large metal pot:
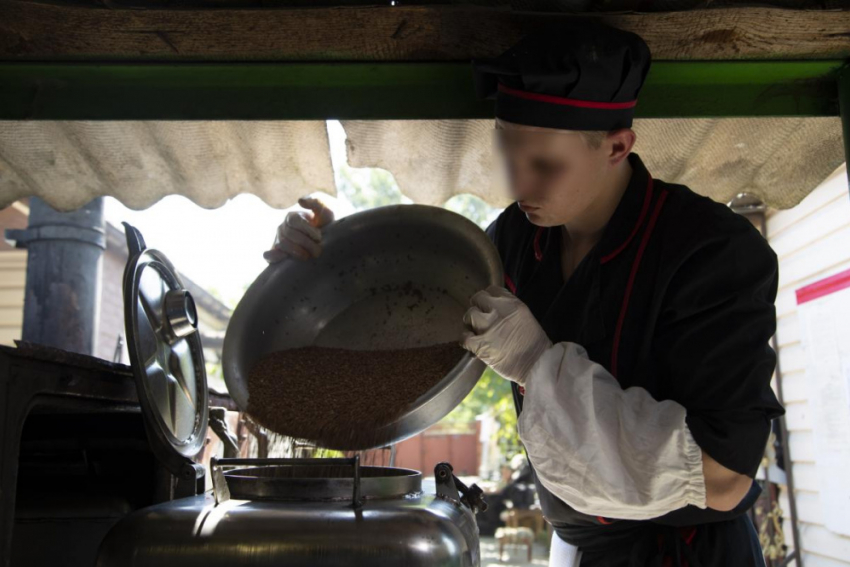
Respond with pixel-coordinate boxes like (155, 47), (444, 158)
(222, 204), (503, 449)
(96, 458), (485, 567)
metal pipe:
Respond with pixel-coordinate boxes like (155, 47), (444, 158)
(5, 197), (106, 356)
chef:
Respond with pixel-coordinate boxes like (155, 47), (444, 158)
(460, 22), (785, 567)
(263, 21), (785, 567)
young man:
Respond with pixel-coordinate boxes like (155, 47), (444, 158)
(460, 23), (784, 566)
(265, 22), (784, 566)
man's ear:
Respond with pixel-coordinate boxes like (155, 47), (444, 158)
(607, 128), (636, 165)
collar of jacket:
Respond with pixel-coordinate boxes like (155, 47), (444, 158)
(595, 152), (655, 265)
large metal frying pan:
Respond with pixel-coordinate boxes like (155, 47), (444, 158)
(222, 204), (503, 450)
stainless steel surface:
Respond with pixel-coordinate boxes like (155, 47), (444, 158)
(123, 224), (208, 478)
(96, 465), (480, 567)
(216, 457), (419, 503)
(163, 289), (199, 339)
(208, 408), (239, 459)
(222, 204), (502, 449)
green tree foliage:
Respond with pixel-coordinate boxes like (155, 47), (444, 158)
(443, 194), (502, 230)
(336, 165), (408, 210)
(443, 367), (521, 456)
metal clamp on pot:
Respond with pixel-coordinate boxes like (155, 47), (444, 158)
(435, 462), (488, 515)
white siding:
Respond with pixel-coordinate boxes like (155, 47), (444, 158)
(96, 247), (129, 363)
(0, 250), (26, 347)
(767, 164), (850, 567)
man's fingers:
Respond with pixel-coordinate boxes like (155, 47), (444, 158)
(470, 289), (497, 311)
(266, 197), (333, 262)
(263, 248), (288, 264)
(281, 223), (322, 258)
(463, 305), (498, 334)
(487, 285), (514, 298)
(263, 239), (311, 263)
(276, 239), (312, 261)
(298, 197), (335, 228)
(461, 331), (482, 355)
(284, 212), (322, 242)
(470, 286), (522, 319)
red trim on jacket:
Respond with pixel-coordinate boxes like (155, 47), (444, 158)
(600, 175), (654, 265)
(504, 274), (518, 294)
(610, 189), (668, 377)
(533, 227), (545, 261)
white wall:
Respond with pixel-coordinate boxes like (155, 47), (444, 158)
(767, 164), (850, 566)
(0, 250), (26, 347)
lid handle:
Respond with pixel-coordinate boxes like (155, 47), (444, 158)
(164, 289), (199, 341)
(122, 222), (147, 256)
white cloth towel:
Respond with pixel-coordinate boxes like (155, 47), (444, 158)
(549, 533), (582, 567)
(518, 342), (707, 520)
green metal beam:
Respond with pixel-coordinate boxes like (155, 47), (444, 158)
(839, 63), (850, 192)
(0, 60), (842, 121)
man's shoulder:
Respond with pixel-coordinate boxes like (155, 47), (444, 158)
(654, 179), (777, 276)
(657, 179), (771, 252)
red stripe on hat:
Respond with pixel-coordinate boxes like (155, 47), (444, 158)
(498, 83), (637, 110)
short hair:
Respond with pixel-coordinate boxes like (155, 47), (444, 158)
(579, 130), (614, 149)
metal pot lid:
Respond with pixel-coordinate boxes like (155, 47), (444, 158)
(122, 222), (208, 476)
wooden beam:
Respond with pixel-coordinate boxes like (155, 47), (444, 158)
(1, 3), (848, 62)
(0, 60), (841, 120)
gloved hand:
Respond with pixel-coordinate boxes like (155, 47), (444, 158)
(263, 197), (334, 263)
(461, 285), (552, 386)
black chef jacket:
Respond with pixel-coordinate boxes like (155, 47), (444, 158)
(485, 152), (785, 567)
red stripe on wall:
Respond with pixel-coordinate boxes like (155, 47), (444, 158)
(796, 267), (850, 305)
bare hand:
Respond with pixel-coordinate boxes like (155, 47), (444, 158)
(263, 197), (335, 263)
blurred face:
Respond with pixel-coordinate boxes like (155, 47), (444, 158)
(494, 118), (612, 227)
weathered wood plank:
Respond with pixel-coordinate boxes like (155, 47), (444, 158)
(0, 3), (848, 61)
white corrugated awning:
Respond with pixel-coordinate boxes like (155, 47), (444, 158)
(0, 121), (335, 210)
(343, 117), (846, 210)
(0, 117), (845, 212)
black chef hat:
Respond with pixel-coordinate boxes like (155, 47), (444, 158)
(472, 21), (651, 131)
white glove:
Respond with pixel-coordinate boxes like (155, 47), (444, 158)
(263, 196), (334, 263)
(461, 286), (552, 385)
